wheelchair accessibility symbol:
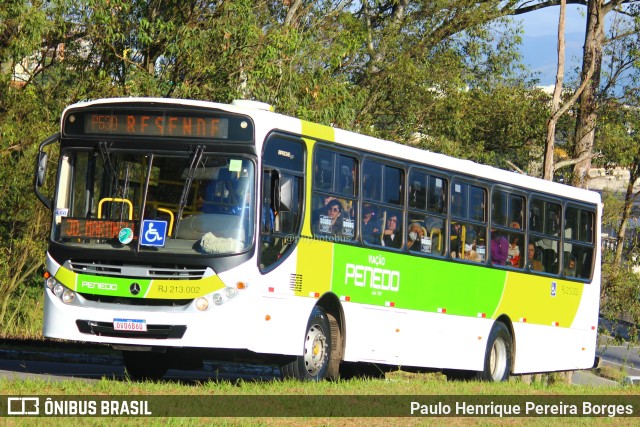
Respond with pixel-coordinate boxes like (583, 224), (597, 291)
(141, 220), (167, 247)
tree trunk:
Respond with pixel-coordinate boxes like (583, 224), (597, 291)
(543, 0), (566, 181)
(571, 0), (605, 189)
(614, 168), (640, 265)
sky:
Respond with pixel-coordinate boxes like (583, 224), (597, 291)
(516, 5), (587, 86)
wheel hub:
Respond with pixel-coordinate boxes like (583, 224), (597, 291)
(303, 324), (327, 376)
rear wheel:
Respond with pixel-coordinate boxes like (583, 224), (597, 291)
(478, 322), (512, 382)
(282, 307), (340, 381)
(123, 351), (169, 381)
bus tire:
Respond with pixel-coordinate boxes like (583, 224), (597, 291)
(282, 306), (338, 381)
(123, 351), (169, 381)
(478, 322), (512, 382)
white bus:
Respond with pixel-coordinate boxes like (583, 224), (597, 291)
(35, 97), (601, 380)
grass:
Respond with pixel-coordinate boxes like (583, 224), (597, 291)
(592, 365), (628, 382)
(0, 370), (639, 426)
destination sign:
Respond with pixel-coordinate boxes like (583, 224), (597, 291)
(61, 218), (136, 240)
(62, 105), (254, 142)
(85, 113), (229, 139)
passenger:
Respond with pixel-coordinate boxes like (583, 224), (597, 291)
(450, 222), (463, 258)
(526, 244), (543, 272)
(315, 199), (344, 236)
(564, 255), (577, 277)
(407, 222), (425, 251)
(312, 195), (335, 225)
(466, 249), (481, 262)
(490, 229), (509, 265)
(382, 213), (402, 248)
(507, 235), (521, 267)
(362, 204), (381, 244)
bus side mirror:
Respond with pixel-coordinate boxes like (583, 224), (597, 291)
(33, 132), (59, 210)
(36, 151), (48, 187)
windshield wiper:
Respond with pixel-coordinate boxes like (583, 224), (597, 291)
(175, 145), (205, 236)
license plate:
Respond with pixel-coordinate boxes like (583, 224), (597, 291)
(113, 318), (147, 332)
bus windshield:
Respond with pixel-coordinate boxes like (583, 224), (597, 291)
(51, 148), (255, 256)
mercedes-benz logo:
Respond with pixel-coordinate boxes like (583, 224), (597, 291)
(130, 283), (141, 295)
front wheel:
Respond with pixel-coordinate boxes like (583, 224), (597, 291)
(478, 322), (512, 382)
(282, 307), (340, 381)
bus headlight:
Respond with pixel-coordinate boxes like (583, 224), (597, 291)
(46, 277), (57, 290)
(204, 284), (245, 310)
(224, 287), (238, 299)
(195, 297), (209, 311)
(212, 293), (223, 306)
(46, 274), (76, 305)
(62, 289), (76, 304)
(53, 283), (65, 298)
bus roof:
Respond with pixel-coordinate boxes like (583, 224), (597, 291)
(63, 97), (601, 206)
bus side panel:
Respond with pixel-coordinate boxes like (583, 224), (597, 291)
(511, 323), (596, 373)
(340, 303), (491, 371)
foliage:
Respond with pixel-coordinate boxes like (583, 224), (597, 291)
(0, 0), (640, 339)
(600, 251), (640, 342)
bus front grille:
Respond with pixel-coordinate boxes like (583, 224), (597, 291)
(66, 260), (207, 280)
(78, 293), (192, 307)
(76, 320), (187, 339)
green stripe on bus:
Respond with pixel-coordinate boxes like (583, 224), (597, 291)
(296, 242), (583, 327)
(331, 245), (505, 315)
(73, 274), (151, 298)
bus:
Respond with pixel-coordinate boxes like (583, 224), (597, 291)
(34, 97), (602, 381)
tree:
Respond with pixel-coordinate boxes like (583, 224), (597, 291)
(510, 0), (640, 189)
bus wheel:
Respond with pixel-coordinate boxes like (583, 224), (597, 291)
(123, 351), (169, 381)
(282, 307), (339, 381)
(479, 322), (512, 382)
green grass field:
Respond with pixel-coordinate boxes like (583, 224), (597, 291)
(0, 370), (638, 426)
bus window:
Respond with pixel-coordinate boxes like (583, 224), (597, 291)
(383, 166), (404, 206)
(314, 148), (357, 197)
(362, 203), (382, 245)
(529, 199), (544, 233)
(312, 195), (356, 241)
(451, 183), (468, 218)
(314, 149), (333, 191)
(311, 147), (358, 243)
(564, 206), (595, 279)
(492, 191), (508, 227)
(491, 190), (525, 268)
(469, 186), (486, 222)
(451, 181), (486, 262)
(363, 160), (382, 201)
(427, 175), (447, 214)
(546, 202), (561, 235)
(408, 213), (445, 256)
(338, 155), (356, 197)
(528, 197), (562, 275)
(260, 135), (306, 271)
(510, 194), (525, 228)
(409, 170), (427, 210)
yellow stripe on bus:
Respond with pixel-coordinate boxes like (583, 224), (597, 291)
(300, 120), (335, 236)
(146, 275), (226, 299)
(295, 238), (334, 297)
(494, 272), (584, 327)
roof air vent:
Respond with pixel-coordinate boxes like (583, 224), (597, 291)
(231, 100), (274, 112)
